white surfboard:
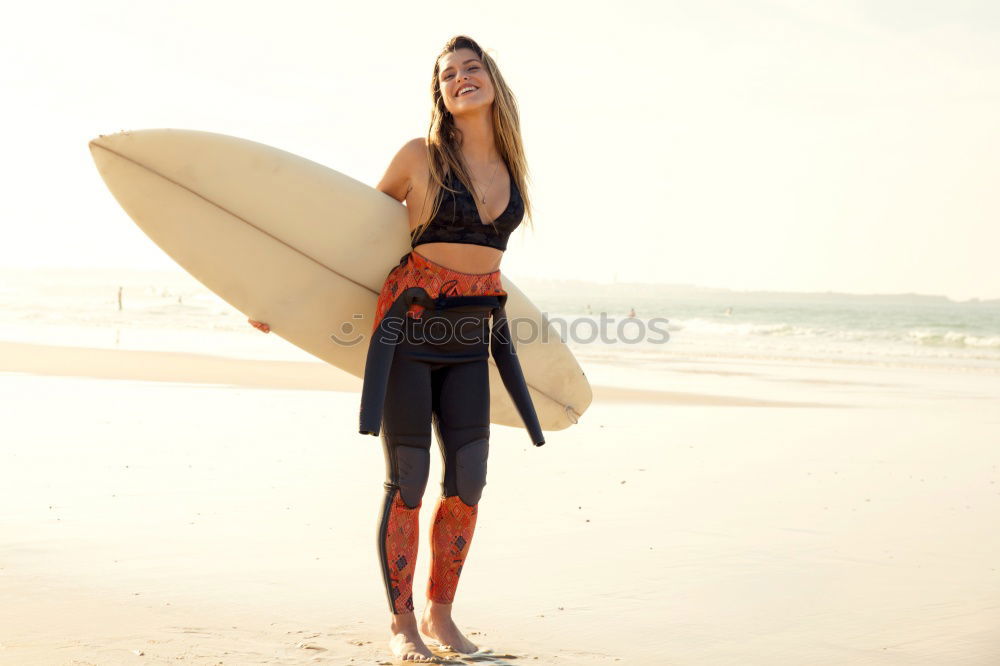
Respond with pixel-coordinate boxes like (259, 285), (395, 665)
(88, 128), (591, 432)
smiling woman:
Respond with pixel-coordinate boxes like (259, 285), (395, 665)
(365, 35), (544, 663)
(376, 37), (534, 276)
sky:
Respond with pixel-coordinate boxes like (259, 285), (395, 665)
(1, 0), (997, 300)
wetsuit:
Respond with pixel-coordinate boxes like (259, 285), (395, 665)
(359, 167), (544, 614)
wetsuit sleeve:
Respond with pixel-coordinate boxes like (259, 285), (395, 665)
(359, 287), (429, 437)
(490, 306), (546, 447)
(359, 312), (398, 436)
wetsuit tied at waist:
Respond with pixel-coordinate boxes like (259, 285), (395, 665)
(359, 287), (545, 447)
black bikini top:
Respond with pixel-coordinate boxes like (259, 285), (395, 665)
(410, 168), (525, 252)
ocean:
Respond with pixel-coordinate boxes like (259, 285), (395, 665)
(2, 268), (998, 373)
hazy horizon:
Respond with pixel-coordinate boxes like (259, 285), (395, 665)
(3, 265), (996, 304)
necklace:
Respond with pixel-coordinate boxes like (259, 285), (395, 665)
(468, 156), (501, 204)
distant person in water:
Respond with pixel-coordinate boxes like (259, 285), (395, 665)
(628, 307), (636, 319)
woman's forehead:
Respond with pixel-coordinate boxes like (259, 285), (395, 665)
(439, 49), (480, 69)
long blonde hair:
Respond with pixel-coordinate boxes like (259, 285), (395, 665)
(410, 35), (534, 245)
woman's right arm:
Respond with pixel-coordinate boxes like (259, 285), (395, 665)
(376, 137), (424, 202)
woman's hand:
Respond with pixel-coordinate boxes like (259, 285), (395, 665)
(248, 318), (271, 334)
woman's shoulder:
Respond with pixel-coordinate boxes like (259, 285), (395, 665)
(401, 136), (428, 158)
(401, 137), (432, 179)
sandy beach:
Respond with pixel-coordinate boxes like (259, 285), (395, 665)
(2, 340), (998, 665)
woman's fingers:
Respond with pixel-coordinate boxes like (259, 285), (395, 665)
(247, 318), (271, 333)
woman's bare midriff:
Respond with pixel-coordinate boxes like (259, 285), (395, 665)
(411, 242), (503, 274)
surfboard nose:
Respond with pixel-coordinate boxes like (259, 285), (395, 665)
(89, 129), (138, 153)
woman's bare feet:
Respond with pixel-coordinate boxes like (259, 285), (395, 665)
(390, 611), (439, 663)
(419, 600), (479, 654)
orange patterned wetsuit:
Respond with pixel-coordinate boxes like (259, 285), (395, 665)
(366, 249), (543, 615)
(362, 165), (545, 616)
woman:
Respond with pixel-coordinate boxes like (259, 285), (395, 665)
(250, 35), (543, 663)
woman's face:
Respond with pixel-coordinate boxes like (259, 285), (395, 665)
(438, 47), (494, 116)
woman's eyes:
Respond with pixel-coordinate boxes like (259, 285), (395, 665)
(444, 66), (479, 81)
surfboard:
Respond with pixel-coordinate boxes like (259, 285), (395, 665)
(88, 128), (591, 432)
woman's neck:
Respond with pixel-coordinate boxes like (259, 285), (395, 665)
(453, 112), (499, 167)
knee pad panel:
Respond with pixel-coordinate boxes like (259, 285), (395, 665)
(394, 445), (430, 509)
(455, 438), (489, 506)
